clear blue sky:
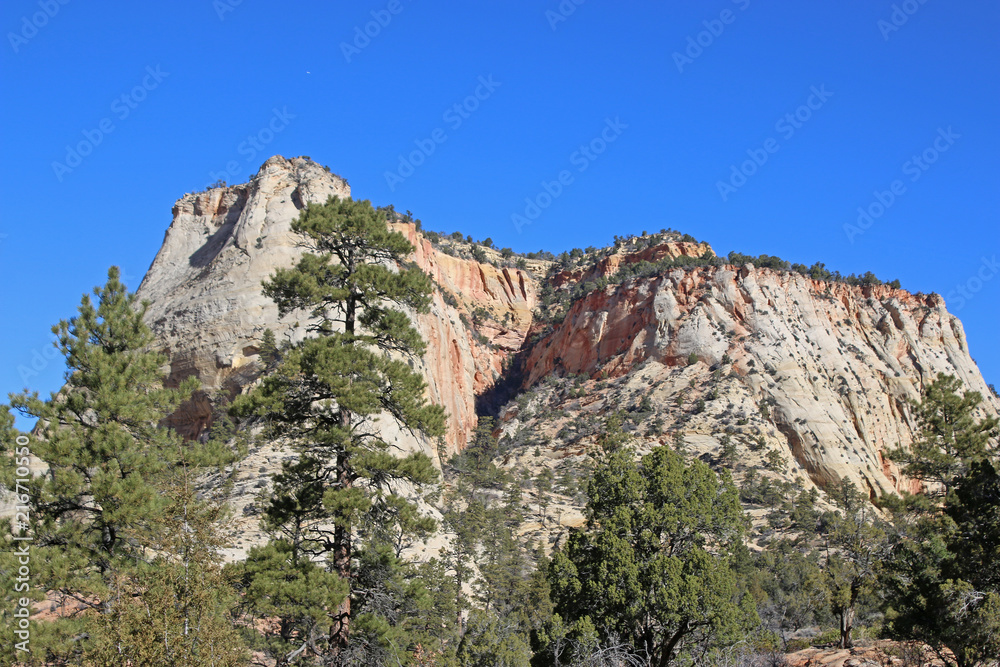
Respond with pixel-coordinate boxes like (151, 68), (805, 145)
(2, 0), (998, 427)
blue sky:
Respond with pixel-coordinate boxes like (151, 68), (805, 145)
(1, 0), (997, 426)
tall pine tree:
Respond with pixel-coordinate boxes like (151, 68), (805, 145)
(888, 373), (999, 497)
(232, 197), (446, 663)
(821, 481), (889, 649)
(7, 267), (245, 664)
(882, 374), (1000, 667)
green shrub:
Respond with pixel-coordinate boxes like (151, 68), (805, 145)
(813, 628), (841, 646)
(785, 638), (810, 652)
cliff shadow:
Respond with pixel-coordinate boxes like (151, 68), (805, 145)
(189, 191), (248, 269)
(475, 346), (531, 418)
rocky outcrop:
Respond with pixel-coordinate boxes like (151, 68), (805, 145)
(137, 155), (997, 504)
(521, 264), (998, 495)
(139, 157), (349, 392)
(138, 156), (535, 459)
(549, 239), (711, 289)
(784, 642), (947, 666)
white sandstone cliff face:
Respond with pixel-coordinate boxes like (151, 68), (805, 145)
(133, 155), (997, 554)
(138, 157), (351, 439)
(522, 264), (999, 497)
(138, 156), (535, 460)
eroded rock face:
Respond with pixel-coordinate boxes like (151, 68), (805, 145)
(138, 155), (997, 501)
(523, 264), (998, 495)
(389, 224), (537, 455)
(138, 156), (535, 459)
(549, 239), (712, 289)
(139, 157), (349, 394)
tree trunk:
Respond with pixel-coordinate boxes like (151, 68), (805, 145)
(330, 447), (352, 662)
(659, 622), (689, 667)
(839, 606), (854, 649)
(456, 565), (464, 639)
(330, 292), (357, 662)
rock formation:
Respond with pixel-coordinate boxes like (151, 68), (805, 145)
(135, 155), (999, 538)
(523, 264), (996, 496)
(138, 156), (536, 461)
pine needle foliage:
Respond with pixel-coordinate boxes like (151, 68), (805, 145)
(5, 266), (244, 664)
(231, 197), (446, 663)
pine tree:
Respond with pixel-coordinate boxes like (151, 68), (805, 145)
(548, 445), (757, 665)
(439, 478), (480, 646)
(594, 412), (631, 457)
(89, 459), (248, 666)
(0, 405), (39, 666)
(231, 197), (446, 663)
(436, 417), (553, 665)
(229, 538), (348, 663)
(821, 481), (888, 649)
(882, 375), (1000, 667)
(747, 539), (829, 651)
(888, 373), (999, 497)
(0, 402), (15, 473)
(6, 267), (243, 663)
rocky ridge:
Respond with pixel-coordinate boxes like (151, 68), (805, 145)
(520, 263), (993, 497)
(135, 155), (999, 552)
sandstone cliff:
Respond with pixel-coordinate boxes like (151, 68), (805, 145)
(138, 156), (536, 460)
(135, 156), (998, 545)
(520, 264), (996, 498)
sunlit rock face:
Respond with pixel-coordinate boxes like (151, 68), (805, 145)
(138, 155), (535, 461)
(524, 263), (997, 496)
(139, 154), (997, 512)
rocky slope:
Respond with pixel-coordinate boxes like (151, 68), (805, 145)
(135, 155), (998, 551)
(784, 641), (948, 666)
(521, 264), (995, 497)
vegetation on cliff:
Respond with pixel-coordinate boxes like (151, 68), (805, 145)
(1, 206), (997, 666)
(229, 196), (447, 664)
